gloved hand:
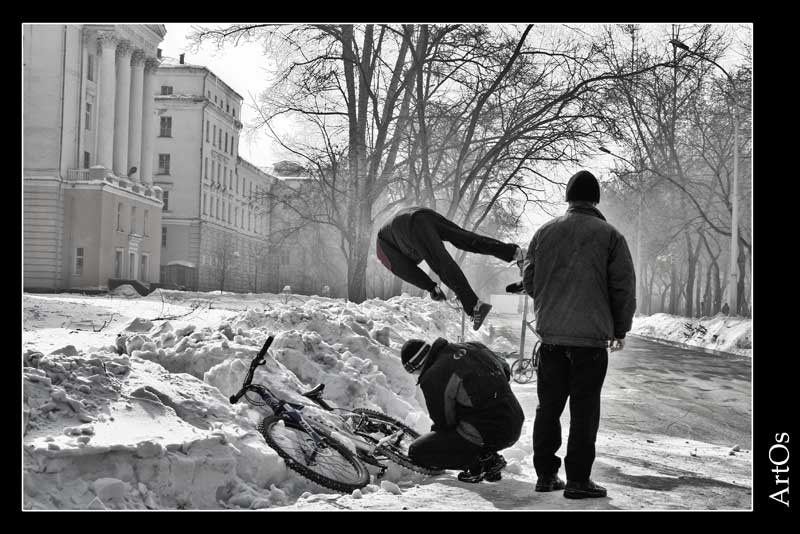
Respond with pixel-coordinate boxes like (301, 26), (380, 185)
(430, 285), (447, 301)
(505, 281), (524, 294)
(609, 338), (625, 352)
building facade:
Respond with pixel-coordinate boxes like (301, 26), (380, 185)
(154, 59), (276, 292)
(23, 24), (166, 291)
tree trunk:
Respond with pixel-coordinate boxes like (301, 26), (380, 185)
(736, 244), (747, 316)
(647, 262), (655, 315)
(702, 260), (712, 316)
(668, 260), (679, 315)
(694, 260), (703, 317)
(660, 283), (671, 314)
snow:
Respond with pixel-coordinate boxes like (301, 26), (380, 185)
(631, 313), (752, 357)
(23, 291), (751, 510)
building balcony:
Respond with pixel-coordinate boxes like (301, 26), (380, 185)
(65, 167), (164, 203)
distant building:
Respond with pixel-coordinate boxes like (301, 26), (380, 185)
(23, 24), (167, 291)
(154, 59), (275, 291)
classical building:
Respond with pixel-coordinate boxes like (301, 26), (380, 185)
(23, 24), (167, 291)
(154, 58), (277, 291)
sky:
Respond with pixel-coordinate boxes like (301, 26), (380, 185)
(158, 23), (751, 234)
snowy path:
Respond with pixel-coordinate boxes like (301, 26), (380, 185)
(278, 336), (752, 510)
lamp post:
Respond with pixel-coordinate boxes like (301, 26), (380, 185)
(670, 38), (740, 316)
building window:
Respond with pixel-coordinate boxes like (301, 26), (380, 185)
(115, 249), (124, 277)
(143, 210), (149, 236)
(214, 95), (218, 104)
(85, 102), (92, 130)
(232, 108), (236, 118)
(218, 129), (222, 148)
(140, 254), (149, 282)
(203, 193), (207, 214)
(231, 138), (235, 156)
(225, 132), (228, 153)
(130, 206), (137, 234)
(116, 202), (123, 231)
(212, 125), (216, 147)
(235, 207), (238, 226)
(83, 151), (91, 169)
(129, 252), (136, 279)
(228, 202), (232, 223)
(161, 228), (167, 248)
(226, 102), (230, 113)
(159, 116), (172, 137)
(163, 191), (170, 211)
(87, 54), (94, 82)
(161, 85), (173, 95)
(223, 166), (227, 188)
(216, 198), (219, 219)
(236, 175), (239, 194)
(207, 90), (211, 99)
(204, 157), (208, 180)
(74, 247), (84, 276)
(158, 154), (170, 174)
(206, 120), (210, 142)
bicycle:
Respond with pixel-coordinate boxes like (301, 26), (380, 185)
(505, 281), (540, 384)
(228, 335), (443, 492)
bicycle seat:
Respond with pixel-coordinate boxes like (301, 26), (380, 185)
(301, 384), (325, 398)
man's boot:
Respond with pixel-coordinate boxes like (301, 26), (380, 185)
(564, 479), (607, 499)
(535, 474), (566, 492)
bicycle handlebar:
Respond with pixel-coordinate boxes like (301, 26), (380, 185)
(229, 335), (274, 405)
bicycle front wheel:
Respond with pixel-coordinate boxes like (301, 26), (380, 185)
(511, 358), (535, 384)
(348, 409), (444, 476)
(259, 416), (370, 492)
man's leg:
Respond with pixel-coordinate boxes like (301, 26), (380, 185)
(532, 344), (571, 478)
(564, 346), (608, 483)
(408, 428), (483, 470)
(427, 211), (518, 262)
(411, 216), (479, 315)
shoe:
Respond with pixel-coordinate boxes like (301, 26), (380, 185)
(505, 281), (524, 294)
(481, 452), (507, 478)
(564, 479), (607, 499)
(472, 301), (492, 330)
(457, 463), (484, 483)
(535, 474), (566, 492)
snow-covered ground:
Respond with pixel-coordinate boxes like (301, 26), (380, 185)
(631, 313), (752, 357)
(23, 291), (751, 510)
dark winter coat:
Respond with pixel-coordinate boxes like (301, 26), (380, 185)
(417, 338), (524, 450)
(376, 207), (440, 292)
(522, 202), (636, 347)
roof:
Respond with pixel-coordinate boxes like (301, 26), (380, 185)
(157, 57), (244, 101)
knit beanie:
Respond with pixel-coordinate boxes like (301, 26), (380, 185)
(565, 170), (600, 204)
(401, 339), (430, 373)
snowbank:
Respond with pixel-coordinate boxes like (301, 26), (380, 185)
(631, 313), (752, 357)
(23, 291), (516, 510)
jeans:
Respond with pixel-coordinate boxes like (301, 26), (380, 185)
(532, 344), (608, 482)
(408, 428), (484, 470)
(412, 210), (518, 314)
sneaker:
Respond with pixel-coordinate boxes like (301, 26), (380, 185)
(472, 301), (493, 330)
(481, 452), (507, 478)
(535, 474), (566, 492)
(457, 463), (484, 483)
(564, 479), (607, 499)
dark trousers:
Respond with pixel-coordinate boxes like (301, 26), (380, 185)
(408, 428), (484, 470)
(532, 344), (608, 482)
(413, 210), (518, 314)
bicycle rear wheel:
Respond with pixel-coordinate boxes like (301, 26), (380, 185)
(511, 358), (535, 384)
(259, 415), (369, 492)
(348, 409), (444, 476)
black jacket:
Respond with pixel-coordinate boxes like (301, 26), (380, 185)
(417, 338), (524, 449)
(376, 207), (438, 291)
(522, 203), (636, 347)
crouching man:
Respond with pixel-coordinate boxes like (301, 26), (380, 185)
(401, 337), (525, 482)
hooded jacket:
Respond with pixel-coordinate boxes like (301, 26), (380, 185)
(417, 338), (524, 450)
(522, 202), (636, 347)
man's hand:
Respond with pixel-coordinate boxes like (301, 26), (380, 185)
(609, 338), (625, 352)
(430, 285), (447, 301)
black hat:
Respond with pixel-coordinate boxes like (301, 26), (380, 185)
(565, 170), (600, 203)
(401, 339), (430, 373)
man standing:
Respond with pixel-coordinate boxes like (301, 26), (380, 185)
(522, 170), (636, 499)
(402, 336), (525, 483)
(377, 207), (525, 330)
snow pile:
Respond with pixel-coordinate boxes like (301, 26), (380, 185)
(631, 313), (752, 357)
(111, 285), (140, 298)
(24, 292), (502, 510)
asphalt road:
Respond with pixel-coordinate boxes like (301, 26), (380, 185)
(507, 334), (752, 449)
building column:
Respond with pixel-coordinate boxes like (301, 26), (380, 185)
(140, 58), (159, 186)
(113, 40), (133, 177)
(127, 50), (145, 183)
(96, 33), (117, 172)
